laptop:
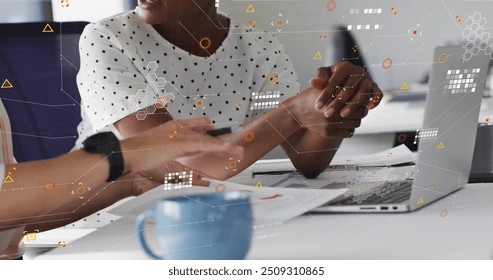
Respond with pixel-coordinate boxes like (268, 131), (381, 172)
(315, 45), (491, 213)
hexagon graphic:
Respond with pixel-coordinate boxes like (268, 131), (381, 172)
(146, 61), (158, 72)
(145, 84), (157, 94)
(135, 111), (147, 120)
(146, 73), (158, 83)
(136, 89), (147, 99)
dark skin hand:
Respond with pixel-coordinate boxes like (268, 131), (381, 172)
(310, 62), (383, 116)
(114, 1), (384, 180)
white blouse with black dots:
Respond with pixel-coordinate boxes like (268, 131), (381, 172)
(74, 8), (300, 149)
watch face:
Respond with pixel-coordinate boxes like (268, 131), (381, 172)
(83, 132), (124, 182)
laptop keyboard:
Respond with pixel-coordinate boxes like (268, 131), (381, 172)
(334, 180), (413, 206)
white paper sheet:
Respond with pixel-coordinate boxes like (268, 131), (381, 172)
(109, 180), (345, 225)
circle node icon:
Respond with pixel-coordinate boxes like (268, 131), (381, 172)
(398, 133), (407, 143)
(268, 72), (280, 84)
(438, 53), (449, 64)
(382, 58), (393, 69)
(243, 131), (255, 142)
(406, 167), (417, 179)
(199, 37), (212, 50)
(440, 209), (448, 217)
(215, 184), (226, 193)
(43, 181), (56, 192)
(326, 0), (336, 12)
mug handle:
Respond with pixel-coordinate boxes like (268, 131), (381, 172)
(136, 209), (162, 260)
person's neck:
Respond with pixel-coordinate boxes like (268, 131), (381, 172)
(153, 9), (229, 57)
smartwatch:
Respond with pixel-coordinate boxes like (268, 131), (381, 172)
(82, 132), (125, 182)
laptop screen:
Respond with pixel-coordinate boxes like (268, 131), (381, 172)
(410, 45), (491, 211)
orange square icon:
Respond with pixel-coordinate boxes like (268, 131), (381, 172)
(275, 19), (285, 28)
(76, 186), (86, 195)
(225, 158), (240, 172)
(228, 160), (237, 169)
(25, 232), (37, 241)
(169, 131), (178, 139)
(194, 97), (206, 109)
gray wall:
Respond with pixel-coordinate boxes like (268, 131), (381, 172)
(219, 0), (493, 91)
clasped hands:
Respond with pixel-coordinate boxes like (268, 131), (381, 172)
(288, 61), (383, 139)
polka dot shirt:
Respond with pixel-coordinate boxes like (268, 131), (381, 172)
(74, 8), (300, 149)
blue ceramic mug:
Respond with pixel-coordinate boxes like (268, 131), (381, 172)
(136, 192), (253, 260)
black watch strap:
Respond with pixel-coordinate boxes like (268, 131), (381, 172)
(82, 132), (125, 182)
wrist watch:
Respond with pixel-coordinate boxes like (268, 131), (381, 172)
(82, 132), (125, 182)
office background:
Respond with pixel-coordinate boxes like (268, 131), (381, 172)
(3, 0), (492, 90)
(1, 0), (493, 261)
(0, 0), (491, 161)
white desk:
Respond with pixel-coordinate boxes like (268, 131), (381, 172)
(31, 98), (493, 260)
(34, 183), (493, 260)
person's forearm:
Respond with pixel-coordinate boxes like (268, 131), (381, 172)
(0, 149), (124, 229)
(282, 129), (342, 178)
(181, 87), (349, 180)
(23, 180), (131, 232)
(179, 101), (304, 180)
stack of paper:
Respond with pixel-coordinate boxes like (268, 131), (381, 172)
(109, 180), (345, 225)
